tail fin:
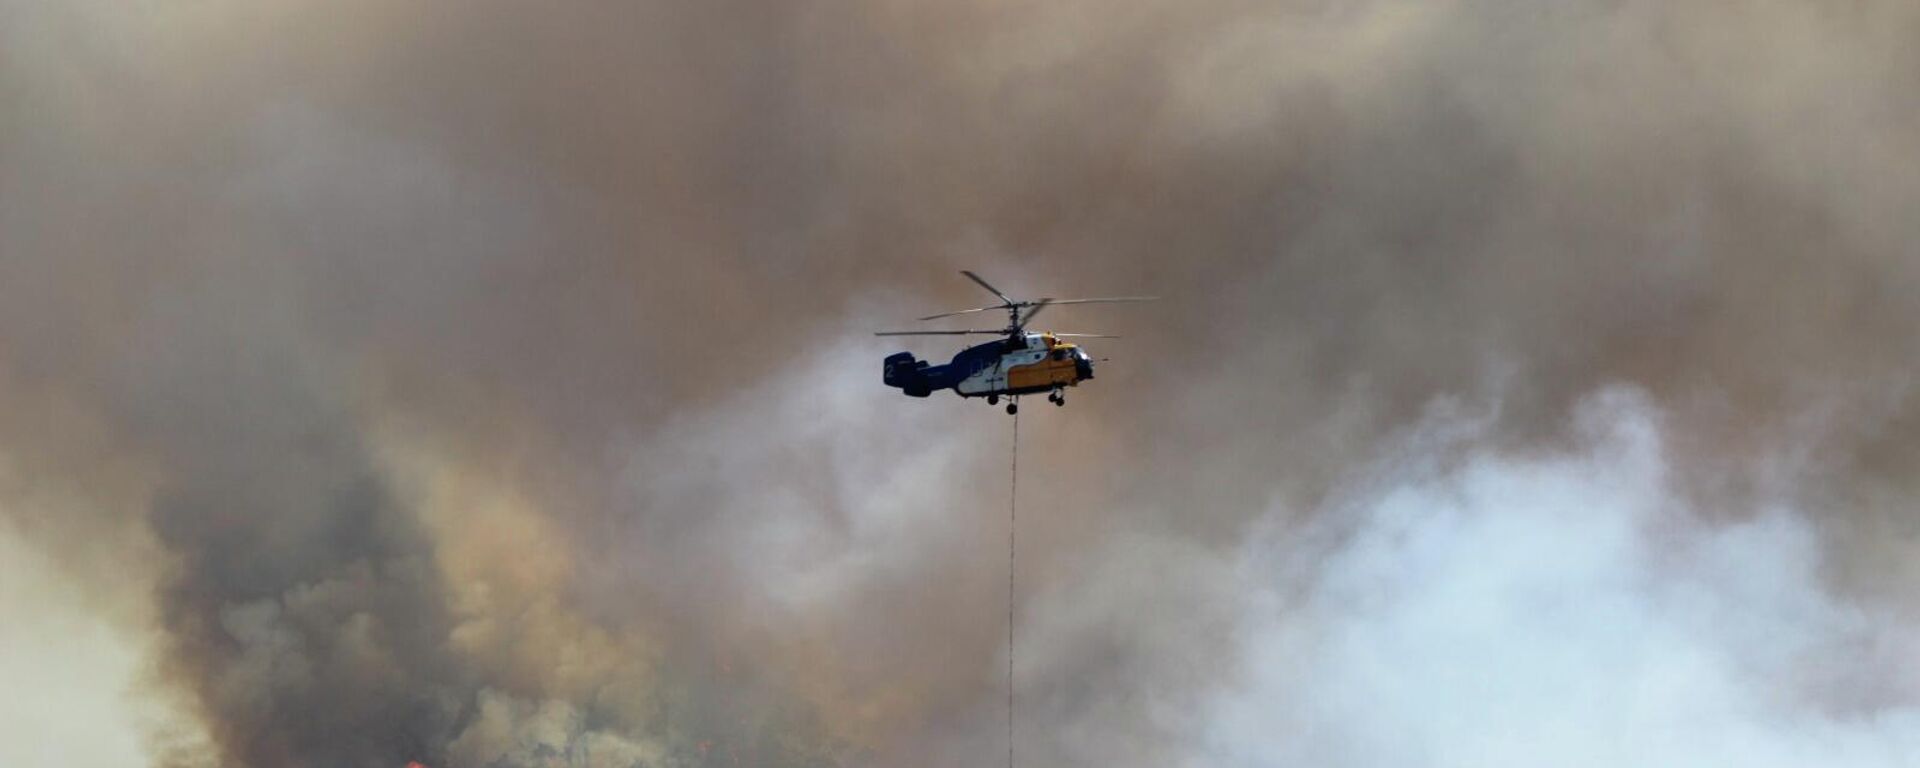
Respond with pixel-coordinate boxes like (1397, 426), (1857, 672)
(883, 352), (934, 397)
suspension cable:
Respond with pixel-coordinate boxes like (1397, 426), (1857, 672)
(1007, 400), (1019, 768)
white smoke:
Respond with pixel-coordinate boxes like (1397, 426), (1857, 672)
(1202, 389), (1920, 767)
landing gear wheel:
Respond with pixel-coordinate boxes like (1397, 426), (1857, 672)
(1006, 402), (1018, 415)
(987, 394), (999, 406)
(1053, 397), (1065, 407)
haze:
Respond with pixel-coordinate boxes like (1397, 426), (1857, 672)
(3, 2), (1919, 766)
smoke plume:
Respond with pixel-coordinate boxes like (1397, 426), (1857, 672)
(3, 1), (1919, 765)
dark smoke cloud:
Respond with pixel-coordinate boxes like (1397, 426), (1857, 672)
(3, 1), (1920, 766)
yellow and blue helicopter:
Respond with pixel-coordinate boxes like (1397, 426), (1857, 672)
(877, 271), (1154, 414)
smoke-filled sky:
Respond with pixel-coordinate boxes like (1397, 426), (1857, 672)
(4, 1), (1920, 766)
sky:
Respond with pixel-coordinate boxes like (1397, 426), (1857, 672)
(3, 1), (1920, 766)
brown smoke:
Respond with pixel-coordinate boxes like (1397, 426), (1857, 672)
(3, 1), (1919, 766)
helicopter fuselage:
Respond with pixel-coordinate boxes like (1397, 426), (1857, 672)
(875, 270), (1147, 411)
(883, 333), (1093, 400)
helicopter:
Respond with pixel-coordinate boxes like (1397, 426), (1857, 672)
(877, 271), (1154, 414)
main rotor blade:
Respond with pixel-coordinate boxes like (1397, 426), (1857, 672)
(916, 305), (1002, 321)
(1050, 333), (1120, 338)
(1030, 296), (1157, 306)
(1015, 298), (1054, 329)
(874, 330), (1004, 336)
(917, 296), (1152, 321)
(960, 270), (1014, 305)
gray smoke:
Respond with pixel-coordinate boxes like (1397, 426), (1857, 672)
(3, 1), (1919, 766)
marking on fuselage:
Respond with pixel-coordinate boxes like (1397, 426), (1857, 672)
(955, 346), (1075, 395)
